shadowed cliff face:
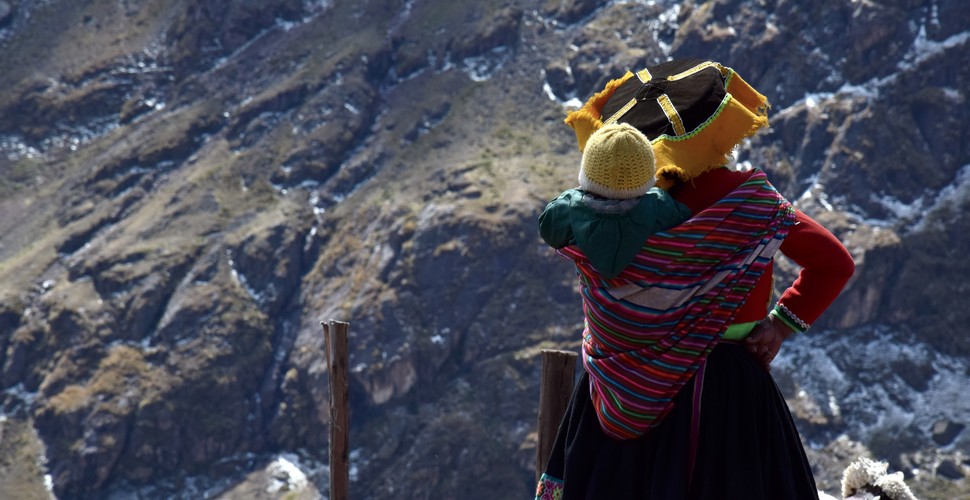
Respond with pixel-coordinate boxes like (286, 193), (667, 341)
(0, 0), (968, 498)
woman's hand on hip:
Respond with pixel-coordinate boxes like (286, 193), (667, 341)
(744, 315), (795, 370)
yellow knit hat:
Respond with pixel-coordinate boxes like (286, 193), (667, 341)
(578, 123), (656, 199)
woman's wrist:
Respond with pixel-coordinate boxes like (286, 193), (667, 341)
(767, 314), (796, 340)
(769, 303), (809, 334)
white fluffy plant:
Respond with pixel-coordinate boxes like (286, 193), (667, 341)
(841, 457), (918, 500)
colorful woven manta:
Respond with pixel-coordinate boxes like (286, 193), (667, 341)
(558, 169), (795, 440)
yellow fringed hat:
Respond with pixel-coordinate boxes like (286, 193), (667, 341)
(564, 59), (770, 189)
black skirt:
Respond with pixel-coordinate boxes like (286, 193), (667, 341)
(536, 342), (820, 500)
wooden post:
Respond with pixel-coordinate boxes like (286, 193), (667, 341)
(323, 320), (350, 500)
(535, 349), (578, 481)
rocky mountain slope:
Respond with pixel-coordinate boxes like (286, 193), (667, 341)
(0, 0), (968, 498)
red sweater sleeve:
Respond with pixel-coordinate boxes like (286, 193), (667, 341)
(771, 209), (855, 331)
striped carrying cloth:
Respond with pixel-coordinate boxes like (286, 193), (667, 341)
(559, 169), (795, 440)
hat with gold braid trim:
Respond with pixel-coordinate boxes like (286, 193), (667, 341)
(564, 59), (770, 189)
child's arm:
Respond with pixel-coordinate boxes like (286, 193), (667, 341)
(538, 191), (578, 248)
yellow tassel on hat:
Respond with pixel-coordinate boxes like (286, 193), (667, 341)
(564, 71), (635, 152)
